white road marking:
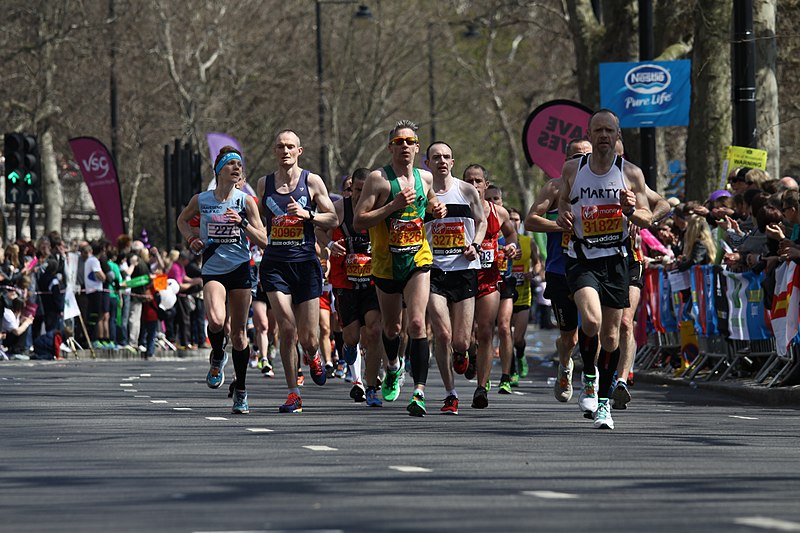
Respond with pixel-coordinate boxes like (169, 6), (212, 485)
(122, 376), (140, 381)
(246, 428), (273, 433)
(729, 415), (758, 420)
(172, 407), (192, 411)
(512, 391), (526, 396)
(734, 516), (800, 531)
(303, 445), (337, 451)
(123, 389), (138, 393)
(134, 395), (150, 398)
(176, 367), (187, 371)
(522, 490), (578, 499)
(119, 383), (134, 387)
(389, 465), (431, 473)
(150, 400), (168, 404)
(139, 373), (151, 377)
(206, 417), (228, 421)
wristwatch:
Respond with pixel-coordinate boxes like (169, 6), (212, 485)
(307, 209), (316, 221)
(238, 217), (250, 229)
(470, 242), (481, 253)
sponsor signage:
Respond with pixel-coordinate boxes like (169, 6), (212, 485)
(599, 60), (691, 128)
(522, 100), (592, 179)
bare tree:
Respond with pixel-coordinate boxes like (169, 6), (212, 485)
(755, 0), (779, 178)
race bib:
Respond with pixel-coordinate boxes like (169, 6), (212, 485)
(430, 221), (465, 256)
(270, 215), (304, 246)
(480, 240), (496, 269)
(388, 217), (424, 254)
(561, 231), (571, 249)
(207, 222), (239, 244)
(581, 204), (623, 246)
(512, 264), (526, 284)
(345, 253), (372, 283)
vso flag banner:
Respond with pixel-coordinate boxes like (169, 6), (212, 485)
(599, 60), (691, 128)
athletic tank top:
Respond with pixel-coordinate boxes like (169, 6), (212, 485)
(567, 154), (630, 260)
(425, 180), (480, 272)
(330, 197), (373, 290)
(512, 233), (533, 307)
(545, 208), (568, 275)
(198, 189), (251, 275)
(369, 166), (432, 280)
(261, 170), (317, 262)
(480, 202), (501, 270)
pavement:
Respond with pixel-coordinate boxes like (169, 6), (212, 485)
(60, 325), (800, 408)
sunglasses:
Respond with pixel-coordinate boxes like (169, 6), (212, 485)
(486, 196), (501, 201)
(390, 136), (419, 146)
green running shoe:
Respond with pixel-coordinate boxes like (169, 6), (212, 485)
(484, 379), (492, 391)
(510, 372), (520, 387)
(518, 355), (529, 378)
(406, 392), (426, 417)
(381, 365), (402, 402)
(498, 379), (512, 394)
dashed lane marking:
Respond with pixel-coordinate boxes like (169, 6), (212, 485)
(303, 445), (337, 451)
(733, 517), (800, 531)
(246, 428), (273, 433)
(172, 407), (192, 411)
(119, 383), (134, 387)
(206, 417), (228, 421)
(389, 466), (431, 473)
(729, 415), (758, 420)
(150, 400), (168, 404)
(522, 490), (578, 499)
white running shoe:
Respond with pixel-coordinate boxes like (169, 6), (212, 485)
(554, 358), (574, 403)
(592, 401), (614, 429)
(578, 371), (598, 416)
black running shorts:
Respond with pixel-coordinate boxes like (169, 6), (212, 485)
(259, 258), (322, 305)
(334, 286), (380, 328)
(430, 268), (478, 303)
(202, 261), (253, 291)
(543, 271), (578, 331)
(564, 255), (630, 310)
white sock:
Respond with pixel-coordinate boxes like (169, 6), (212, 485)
(447, 389), (457, 398)
(351, 350), (363, 384)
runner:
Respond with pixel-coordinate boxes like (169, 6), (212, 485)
(507, 208), (540, 383)
(322, 167), (385, 406)
(556, 110), (653, 430)
(463, 165), (517, 408)
(526, 138), (591, 406)
(177, 146), (267, 414)
(354, 120), (447, 417)
(256, 129), (337, 413)
(423, 141), (486, 415)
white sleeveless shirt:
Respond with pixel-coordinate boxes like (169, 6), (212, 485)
(567, 154), (629, 260)
(425, 180), (480, 271)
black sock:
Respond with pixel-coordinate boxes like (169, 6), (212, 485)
(578, 330), (598, 377)
(409, 337), (429, 386)
(510, 355), (517, 375)
(501, 373), (510, 383)
(333, 331), (344, 360)
(232, 345), (250, 391)
(208, 328), (225, 360)
(598, 347), (620, 399)
(514, 343), (525, 360)
(382, 333), (400, 364)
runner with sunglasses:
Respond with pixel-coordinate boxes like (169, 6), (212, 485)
(354, 120), (447, 417)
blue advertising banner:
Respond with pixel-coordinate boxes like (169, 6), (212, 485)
(599, 60), (691, 128)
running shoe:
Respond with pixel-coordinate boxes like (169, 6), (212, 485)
(555, 358), (574, 403)
(440, 394), (459, 415)
(206, 352), (228, 389)
(365, 386), (383, 407)
(248, 356), (258, 369)
(325, 363), (336, 379)
(578, 372), (598, 418)
(406, 392), (426, 417)
(335, 359), (347, 379)
(278, 392), (303, 413)
(464, 352), (477, 380)
(267, 344), (278, 360)
(260, 358), (275, 378)
(485, 379), (492, 391)
(350, 382), (366, 403)
(498, 379), (512, 394)
(297, 371), (305, 387)
(518, 354), (529, 378)
(304, 352), (327, 386)
(381, 365), (402, 402)
(592, 401), (614, 429)
(453, 352), (469, 375)
(343, 344), (359, 365)
(627, 371), (635, 387)
(510, 372), (520, 387)
(232, 389), (249, 414)
(471, 386), (489, 409)
(611, 381), (631, 410)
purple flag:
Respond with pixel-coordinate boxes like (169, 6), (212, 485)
(68, 137), (125, 240)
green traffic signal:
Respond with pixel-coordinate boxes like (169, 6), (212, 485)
(8, 170), (20, 183)
(24, 172), (32, 185)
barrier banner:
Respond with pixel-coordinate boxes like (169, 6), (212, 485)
(770, 262), (800, 356)
(724, 271), (770, 341)
(702, 266), (719, 336)
(68, 137), (125, 240)
(644, 269), (663, 333)
(659, 270), (678, 333)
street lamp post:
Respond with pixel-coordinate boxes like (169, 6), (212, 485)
(315, 2), (372, 188)
(733, 0), (756, 148)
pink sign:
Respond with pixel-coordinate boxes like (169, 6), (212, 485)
(522, 100), (592, 179)
(68, 137), (125, 240)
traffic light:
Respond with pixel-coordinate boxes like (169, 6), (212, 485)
(4, 132), (41, 205)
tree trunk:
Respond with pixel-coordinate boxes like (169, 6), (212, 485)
(40, 128), (61, 235)
(685, 0), (731, 202)
(754, 0), (779, 178)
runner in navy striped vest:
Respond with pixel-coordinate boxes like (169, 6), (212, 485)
(423, 141), (486, 415)
(256, 130), (337, 414)
(177, 146), (267, 415)
(556, 110), (652, 430)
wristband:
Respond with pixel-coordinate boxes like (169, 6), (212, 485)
(326, 240), (336, 250)
(307, 209), (316, 221)
(470, 242), (481, 253)
(238, 217), (250, 230)
(623, 207), (635, 217)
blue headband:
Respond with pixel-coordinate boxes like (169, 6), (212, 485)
(215, 152), (242, 176)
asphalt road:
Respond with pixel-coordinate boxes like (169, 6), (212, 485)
(2, 330), (800, 533)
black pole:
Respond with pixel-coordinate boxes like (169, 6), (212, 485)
(638, 0), (657, 191)
(109, 0), (118, 162)
(315, 1), (329, 185)
(164, 144), (173, 251)
(427, 23), (437, 141)
(29, 204), (36, 240)
(15, 203), (21, 241)
(733, 0), (756, 148)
